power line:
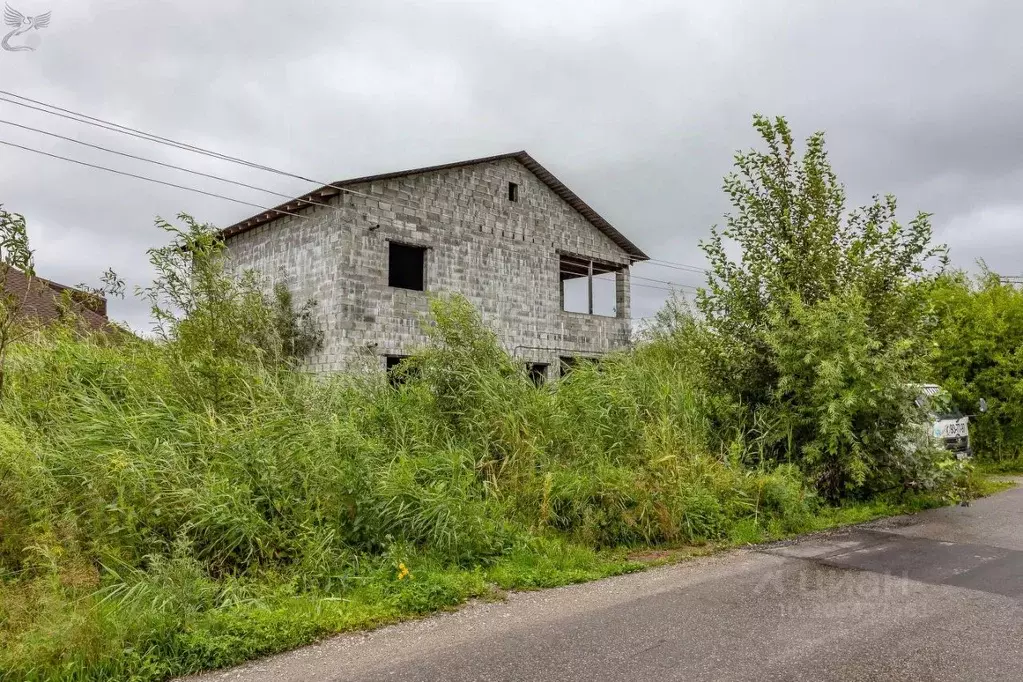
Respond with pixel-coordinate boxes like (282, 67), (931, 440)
(0, 117), (346, 215)
(0, 89), (715, 301)
(0, 106), (697, 320)
(0, 90), (373, 202)
(568, 268), (698, 291)
(641, 258), (707, 274)
(0, 137), (308, 219)
(558, 272), (686, 293)
(0, 88), (714, 274)
(630, 273), (699, 290)
(0, 117), (287, 198)
(0, 136), (697, 296)
(630, 282), (677, 293)
(563, 277), (675, 294)
(0, 124), (699, 296)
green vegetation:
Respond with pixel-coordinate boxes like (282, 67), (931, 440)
(0, 205), (35, 399)
(929, 268), (1023, 465)
(977, 457), (1023, 475)
(692, 115), (948, 500)
(0, 119), (1016, 681)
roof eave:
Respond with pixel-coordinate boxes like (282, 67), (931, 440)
(219, 151), (649, 261)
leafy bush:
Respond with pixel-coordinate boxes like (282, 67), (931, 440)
(0, 288), (816, 681)
(0, 127), (979, 679)
(928, 268), (1023, 461)
(687, 115), (946, 498)
(766, 291), (928, 497)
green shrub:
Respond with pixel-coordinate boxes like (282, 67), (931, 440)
(686, 115), (945, 498)
(928, 269), (1023, 461)
(0, 286), (828, 680)
(0, 169), (970, 680)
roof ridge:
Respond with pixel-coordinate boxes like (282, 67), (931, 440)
(219, 151), (648, 260)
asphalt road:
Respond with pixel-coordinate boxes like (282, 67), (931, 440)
(187, 481), (1023, 682)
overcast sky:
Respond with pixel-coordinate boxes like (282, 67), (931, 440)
(1, 0), (1020, 330)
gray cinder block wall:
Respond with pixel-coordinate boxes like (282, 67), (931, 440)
(223, 155), (643, 374)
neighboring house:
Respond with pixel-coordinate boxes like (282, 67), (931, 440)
(2, 266), (109, 331)
(221, 151), (648, 379)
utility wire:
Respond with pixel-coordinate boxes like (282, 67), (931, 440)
(0, 89), (714, 294)
(0, 117), (342, 210)
(0, 88), (713, 273)
(0, 136), (698, 295)
(0, 128), (699, 296)
(0, 109), (695, 322)
(629, 282), (675, 293)
(630, 273), (699, 290)
(0, 137), (307, 219)
(563, 268), (698, 290)
(0, 90), (371, 202)
(567, 275), (675, 293)
(642, 258), (707, 273)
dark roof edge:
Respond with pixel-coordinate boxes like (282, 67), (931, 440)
(218, 151), (648, 261)
(0, 265), (108, 308)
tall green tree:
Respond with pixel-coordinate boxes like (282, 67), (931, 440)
(696, 116), (946, 497)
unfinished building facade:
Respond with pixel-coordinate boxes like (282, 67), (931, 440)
(221, 151), (648, 380)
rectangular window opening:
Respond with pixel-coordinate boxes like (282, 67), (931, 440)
(559, 254), (622, 316)
(388, 242), (426, 291)
(386, 355), (412, 386)
(508, 182), (519, 202)
(526, 362), (548, 385)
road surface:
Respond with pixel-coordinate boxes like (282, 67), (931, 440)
(187, 481), (1023, 681)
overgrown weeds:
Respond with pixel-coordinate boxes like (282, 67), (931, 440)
(0, 292), (829, 681)
(0, 116), (995, 680)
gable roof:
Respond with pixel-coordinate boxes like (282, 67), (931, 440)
(220, 151), (648, 261)
(2, 266), (110, 332)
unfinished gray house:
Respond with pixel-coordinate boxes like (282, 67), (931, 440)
(221, 151), (648, 379)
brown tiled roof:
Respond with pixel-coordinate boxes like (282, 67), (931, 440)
(219, 151), (649, 260)
(2, 266), (109, 331)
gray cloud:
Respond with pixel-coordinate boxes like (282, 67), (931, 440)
(1, 0), (1020, 330)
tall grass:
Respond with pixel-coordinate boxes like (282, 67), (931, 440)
(0, 295), (824, 680)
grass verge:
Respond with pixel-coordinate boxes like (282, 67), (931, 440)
(976, 456), (1023, 476)
(3, 470), (1010, 681)
(16, 481), (1012, 682)
(0, 296), (1008, 681)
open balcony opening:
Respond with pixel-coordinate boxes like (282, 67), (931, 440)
(559, 254), (624, 317)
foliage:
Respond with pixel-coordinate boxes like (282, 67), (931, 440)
(269, 281), (324, 363)
(0, 284), (822, 680)
(136, 214), (323, 409)
(0, 269), (965, 679)
(0, 117), (999, 678)
(928, 268), (1023, 460)
(0, 205), (34, 399)
(764, 291), (940, 497)
(691, 115), (947, 498)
